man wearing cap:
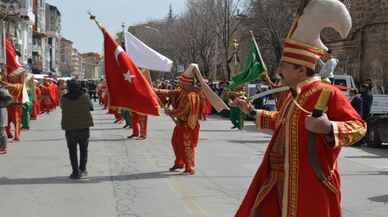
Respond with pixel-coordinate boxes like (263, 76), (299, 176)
(154, 64), (201, 175)
(232, 1), (366, 216)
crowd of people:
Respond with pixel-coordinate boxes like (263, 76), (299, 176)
(0, 74), (62, 155)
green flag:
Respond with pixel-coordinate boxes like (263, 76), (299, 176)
(228, 39), (267, 90)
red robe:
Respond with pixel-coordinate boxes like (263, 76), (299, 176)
(200, 94), (212, 120)
(156, 88), (201, 172)
(131, 112), (148, 138)
(48, 82), (59, 108)
(5, 82), (23, 141)
(31, 86), (41, 119)
(235, 79), (366, 217)
(40, 84), (53, 113)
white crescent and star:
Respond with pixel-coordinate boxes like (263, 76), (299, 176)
(123, 71), (136, 82)
(114, 45), (136, 83)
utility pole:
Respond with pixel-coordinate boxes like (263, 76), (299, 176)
(224, 0), (231, 81)
(1, 20), (6, 74)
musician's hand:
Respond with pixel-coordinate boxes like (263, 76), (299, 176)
(305, 113), (333, 134)
(231, 97), (253, 114)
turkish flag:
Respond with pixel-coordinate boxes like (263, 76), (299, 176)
(103, 29), (160, 116)
(5, 38), (23, 75)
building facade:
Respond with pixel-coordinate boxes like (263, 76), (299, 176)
(81, 52), (100, 80)
(45, 3), (61, 74)
(59, 37), (73, 76)
(325, 0), (388, 92)
(31, 0), (46, 73)
(71, 47), (81, 77)
(0, 0), (35, 68)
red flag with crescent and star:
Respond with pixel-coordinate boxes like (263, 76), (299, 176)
(103, 28), (160, 116)
(5, 37), (23, 75)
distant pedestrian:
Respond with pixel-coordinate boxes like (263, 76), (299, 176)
(360, 83), (373, 120)
(349, 88), (363, 116)
(60, 80), (94, 179)
(0, 83), (13, 155)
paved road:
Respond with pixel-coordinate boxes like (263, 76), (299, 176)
(0, 104), (387, 217)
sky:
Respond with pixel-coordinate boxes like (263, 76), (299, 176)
(46, 0), (186, 53)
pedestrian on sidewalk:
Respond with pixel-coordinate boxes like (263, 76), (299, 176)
(61, 79), (94, 179)
(0, 82), (13, 155)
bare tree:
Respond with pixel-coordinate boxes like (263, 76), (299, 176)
(210, 0), (248, 80)
(122, 0), (248, 80)
(243, 0), (300, 73)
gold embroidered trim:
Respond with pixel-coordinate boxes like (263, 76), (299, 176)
(287, 86), (322, 217)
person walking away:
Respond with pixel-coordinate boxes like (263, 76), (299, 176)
(61, 80), (94, 179)
(360, 83), (373, 120)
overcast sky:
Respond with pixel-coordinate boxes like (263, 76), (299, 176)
(46, 0), (186, 53)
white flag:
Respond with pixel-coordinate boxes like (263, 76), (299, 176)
(124, 31), (173, 72)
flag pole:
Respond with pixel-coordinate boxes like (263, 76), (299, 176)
(121, 22), (128, 51)
(88, 11), (104, 31)
(249, 30), (276, 88)
(249, 30), (267, 73)
(2, 20), (6, 76)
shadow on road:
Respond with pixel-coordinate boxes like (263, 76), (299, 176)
(342, 171), (388, 176)
(92, 112), (111, 116)
(93, 118), (113, 121)
(23, 138), (65, 142)
(23, 136), (128, 143)
(346, 147), (388, 159)
(346, 155), (388, 159)
(227, 139), (271, 144)
(0, 171), (178, 185)
(91, 127), (125, 131)
(93, 121), (118, 125)
(29, 128), (61, 132)
(201, 129), (235, 132)
(243, 125), (273, 134)
(368, 194), (388, 203)
(90, 137), (127, 142)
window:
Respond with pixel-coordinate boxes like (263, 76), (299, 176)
(333, 79), (347, 87)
